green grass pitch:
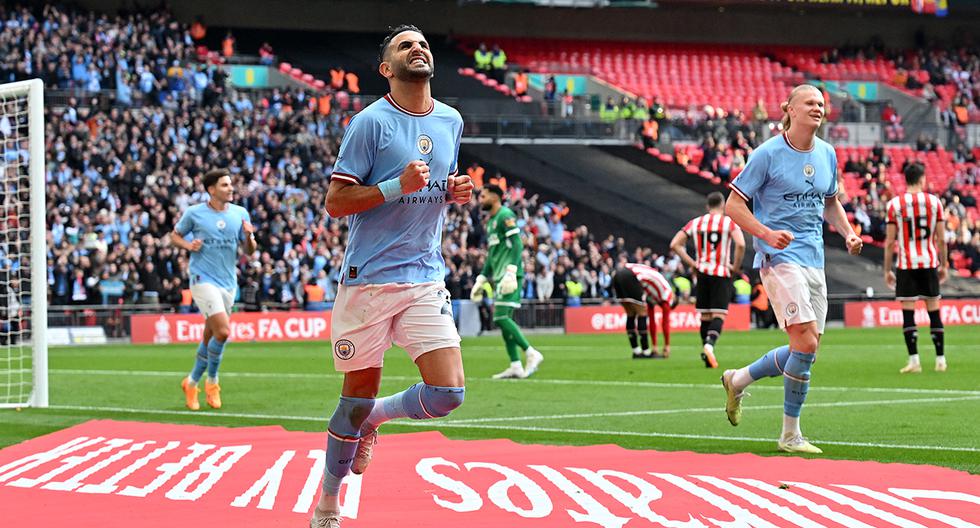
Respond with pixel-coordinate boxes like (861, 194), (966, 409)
(2, 326), (978, 474)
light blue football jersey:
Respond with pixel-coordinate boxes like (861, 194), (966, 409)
(331, 94), (463, 285)
(174, 203), (251, 292)
(730, 133), (838, 269)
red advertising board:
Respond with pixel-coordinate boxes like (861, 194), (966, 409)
(2, 420), (978, 527)
(844, 298), (980, 328)
(565, 304), (750, 334)
(131, 311), (332, 344)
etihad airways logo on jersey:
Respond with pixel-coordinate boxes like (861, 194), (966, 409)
(396, 178), (448, 205)
(200, 237), (239, 248)
(782, 190), (823, 207)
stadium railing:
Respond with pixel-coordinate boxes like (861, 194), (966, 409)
(462, 115), (632, 141)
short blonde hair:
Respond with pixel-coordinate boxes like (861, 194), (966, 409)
(781, 84), (821, 130)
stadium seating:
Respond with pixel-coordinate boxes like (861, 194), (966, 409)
(460, 38), (804, 116)
(773, 46), (980, 123)
(776, 49), (900, 83)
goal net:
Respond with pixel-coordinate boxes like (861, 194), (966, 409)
(0, 79), (46, 408)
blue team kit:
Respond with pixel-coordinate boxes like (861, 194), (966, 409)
(174, 203), (252, 292)
(729, 133), (838, 269)
(330, 95), (464, 285)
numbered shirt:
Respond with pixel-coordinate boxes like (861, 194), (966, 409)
(330, 94), (463, 285)
(886, 192), (945, 270)
(729, 133), (838, 269)
(683, 213), (741, 278)
(174, 203), (251, 292)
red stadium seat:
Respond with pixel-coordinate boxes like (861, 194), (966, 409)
(457, 37), (805, 114)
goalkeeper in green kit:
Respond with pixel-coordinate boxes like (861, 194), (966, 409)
(471, 184), (544, 379)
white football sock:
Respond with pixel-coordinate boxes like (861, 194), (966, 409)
(782, 415), (801, 438)
(731, 367), (754, 393)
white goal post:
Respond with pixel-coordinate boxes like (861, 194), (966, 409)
(0, 79), (46, 408)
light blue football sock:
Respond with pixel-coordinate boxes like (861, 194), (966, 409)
(783, 351), (814, 418)
(362, 383), (465, 432)
(747, 345), (791, 380)
(206, 337), (226, 381)
(322, 396), (374, 495)
(189, 341), (208, 383)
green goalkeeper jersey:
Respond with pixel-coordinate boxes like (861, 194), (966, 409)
(482, 206), (524, 284)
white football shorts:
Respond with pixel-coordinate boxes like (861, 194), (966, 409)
(190, 283), (235, 318)
(760, 263), (827, 334)
(331, 281), (461, 372)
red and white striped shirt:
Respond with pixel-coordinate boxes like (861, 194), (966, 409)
(625, 263), (675, 305)
(682, 213), (741, 278)
(886, 192), (945, 270)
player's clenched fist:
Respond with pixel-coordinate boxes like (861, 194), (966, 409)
(400, 160), (430, 194)
(188, 239), (203, 252)
(763, 229), (794, 250)
(845, 233), (863, 256)
(447, 174), (474, 205)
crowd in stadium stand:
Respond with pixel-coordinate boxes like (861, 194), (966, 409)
(632, 61), (980, 277)
(28, 5), (693, 312)
(0, 4), (204, 106)
(888, 46), (980, 117)
(662, 109), (980, 275)
(14, 3), (979, 317)
(444, 174), (693, 309)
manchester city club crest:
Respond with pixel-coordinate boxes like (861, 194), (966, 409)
(417, 134), (433, 155)
(334, 339), (356, 360)
(803, 164), (815, 178)
(216, 219), (226, 230)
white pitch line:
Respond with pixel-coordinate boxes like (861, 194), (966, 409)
(41, 404), (980, 453)
(444, 395), (980, 424)
(49, 369), (980, 396)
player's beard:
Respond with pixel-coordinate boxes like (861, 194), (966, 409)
(395, 57), (434, 82)
(480, 202), (493, 211)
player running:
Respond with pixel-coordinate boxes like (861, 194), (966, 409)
(670, 191), (745, 368)
(471, 184), (544, 379)
(884, 162), (948, 373)
(310, 25), (473, 528)
(611, 263), (677, 359)
(720, 84), (862, 454)
(171, 168), (257, 411)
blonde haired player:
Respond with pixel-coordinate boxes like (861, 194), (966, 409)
(720, 84), (862, 454)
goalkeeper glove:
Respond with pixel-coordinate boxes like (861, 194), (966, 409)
(470, 275), (488, 302)
(498, 265), (519, 295)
